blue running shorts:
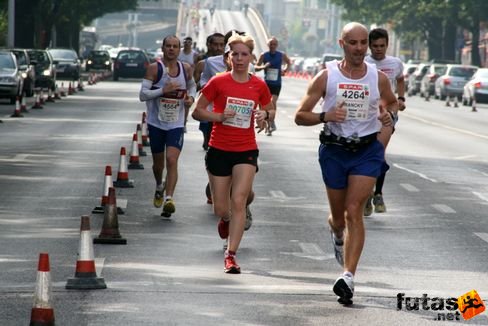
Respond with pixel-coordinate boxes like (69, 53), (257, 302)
(148, 124), (184, 154)
(318, 140), (385, 190)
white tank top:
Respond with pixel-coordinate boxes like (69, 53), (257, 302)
(323, 60), (381, 138)
(146, 61), (187, 130)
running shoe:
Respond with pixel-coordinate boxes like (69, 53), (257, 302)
(218, 218), (230, 239)
(244, 206), (253, 231)
(224, 253), (241, 274)
(153, 190), (164, 208)
(329, 228), (344, 267)
(373, 194), (386, 213)
(162, 198), (176, 214)
(363, 193), (373, 217)
(333, 275), (354, 305)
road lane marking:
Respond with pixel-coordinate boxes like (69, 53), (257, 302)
(393, 163), (438, 183)
(432, 204), (456, 213)
(474, 233), (488, 244)
(454, 154), (477, 160)
(401, 112), (488, 140)
(270, 190), (286, 198)
(472, 192), (488, 203)
(400, 183), (419, 192)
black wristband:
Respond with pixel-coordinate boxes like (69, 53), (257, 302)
(319, 112), (326, 123)
(398, 96), (405, 102)
(265, 111), (269, 120)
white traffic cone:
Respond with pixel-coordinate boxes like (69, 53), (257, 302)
(114, 147), (134, 188)
(30, 253), (55, 326)
(128, 133), (144, 169)
(66, 215), (107, 289)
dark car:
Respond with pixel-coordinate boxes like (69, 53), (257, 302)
(9, 48), (36, 97)
(113, 49), (150, 81)
(0, 51), (23, 103)
(47, 48), (81, 80)
(27, 49), (56, 91)
(85, 50), (112, 72)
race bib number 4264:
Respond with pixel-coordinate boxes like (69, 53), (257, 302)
(336, 83), (370, 121)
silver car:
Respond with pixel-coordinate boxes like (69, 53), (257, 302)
(0, 51), (23, 104)
(434, 64), (478, 100)
(462, 68), (488, 105)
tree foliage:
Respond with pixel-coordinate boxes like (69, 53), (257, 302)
(12, 0), (138, 51)
(330, 0), (488, 65)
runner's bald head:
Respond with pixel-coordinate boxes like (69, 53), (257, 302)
(341, 22), (368, 40)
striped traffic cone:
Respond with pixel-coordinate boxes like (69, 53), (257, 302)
(66, 215), (107, 289)
(46, 89), (55, 103)
(136, 124), (147, 156)
(60, 83), (67, 97)
(30, 253), (55, 326)
(128, 133), (144, 169)
(141, 112), (150, 146)
(92, 166), (124, 215)
(54, 85), (62, 100)
(10, 96), (24, 118)
(68, 82), (74, 95)
(113, 147), (134, 188)
(77, 78), (84, 91)
(93, 188), (127, 245)
(20, 94), (29, 113)
(31, 91), (43, 109)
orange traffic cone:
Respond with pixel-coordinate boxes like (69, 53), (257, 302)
(20, 94), (29, 113)
(46, 89), (55, 103)
(60, 83), (67, 97)
(114, 147), (134, 188)
(128, 133), (144, 169)
(39, 90), (46, 105)
(68, 82), (74, 95)
(77, 78), (84, 91)
(93, 188), (127, 245)
(54, 85), (61, 100)
(30, 253), (55, 326)
(141, 112), (150, 146)
(136, 124), (147, 156)
(92, 166), (124, 215)
(11, 96), (24, 118)
(66, 215), (107, 289)
(31, 91), (43, 109)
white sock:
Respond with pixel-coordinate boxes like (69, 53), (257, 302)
(156, 184), (164, 191)
(343, 271), (354, 279)
(165, 195), (172, 201)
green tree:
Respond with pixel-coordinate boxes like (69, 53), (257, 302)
(14, 0), (137, 51)
(330, 0), (487, 65)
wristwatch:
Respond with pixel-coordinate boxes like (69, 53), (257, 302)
(319, 112), (326, 123)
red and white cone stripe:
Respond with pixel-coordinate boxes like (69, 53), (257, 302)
(76, 216), (96, 277)
(30, 253), (55, 325)
(117, 147), (129, 181)
(129, 133), (140, 164)
(100, 166), (113, 206)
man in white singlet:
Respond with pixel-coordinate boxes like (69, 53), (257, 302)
(139, 35), (196, 218)
(295, 22), (398, 305)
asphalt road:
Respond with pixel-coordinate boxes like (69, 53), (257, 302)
(0, 76), (487, 325)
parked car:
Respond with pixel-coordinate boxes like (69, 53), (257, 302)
(462, 68), (488, 105)
(47, 48), (81, 81)
(112, 49), (150, 81)
(9, 48), (36, 97)
(302, 57), (321, 76)
(85, 50), (112, 72)
(407, 63), (430, 96)
(320, 53), (343, 70)
(403, 63), (418, 94)
(419, 64), (447, 98)
(0, 51), (23, 103)
(27, 49), (56, 91)
(434, 64), (478, 100)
